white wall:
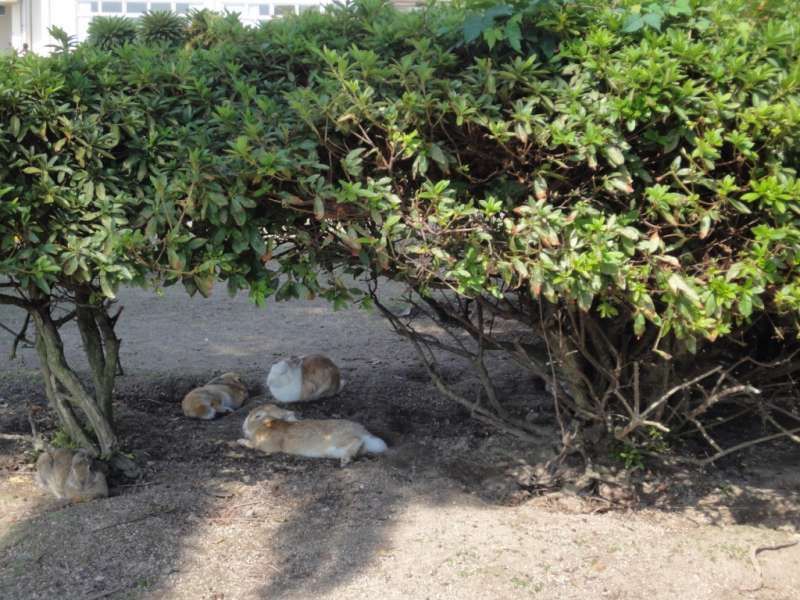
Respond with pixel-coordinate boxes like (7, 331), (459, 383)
(0, 5), (12, 51)
(19, 0), (333, 54)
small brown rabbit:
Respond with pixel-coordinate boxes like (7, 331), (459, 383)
(36, 447), (109, 503)
(266, 354), (343, 403)
(241, 403), (300, 441)
(182, 372), (248, 419)
(238, 417), (387, 466)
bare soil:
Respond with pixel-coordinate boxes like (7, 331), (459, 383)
(0, 284), (798, 599)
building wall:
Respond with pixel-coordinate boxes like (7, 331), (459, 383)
(28, 0), (336, 53)
(11, 0), (419, 55)
(0, 5), (12, 51)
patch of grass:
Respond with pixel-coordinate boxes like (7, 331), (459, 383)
(50, 429), (81, 450)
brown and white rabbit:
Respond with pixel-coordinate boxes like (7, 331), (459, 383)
(182, 372), (248, 419)
(266, 354), (344, 403)
(36, 447), (109, 503)
(241, 403), (300, 441)
(237, 418), (387, 466)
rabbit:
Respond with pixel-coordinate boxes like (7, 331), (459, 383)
(266, 354), (344, 403)
(182, 372), (248, 419)
(241, 403), (300, 441)
(237, 417), (387, 467)
(36, 447), (109, 503)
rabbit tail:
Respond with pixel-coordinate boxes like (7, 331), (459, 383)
(361, 434), (387, 454)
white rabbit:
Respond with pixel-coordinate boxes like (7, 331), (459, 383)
(266, 354), (344, 403)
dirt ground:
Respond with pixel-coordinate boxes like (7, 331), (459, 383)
(0, 283), (799, 600)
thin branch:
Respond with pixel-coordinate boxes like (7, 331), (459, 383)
(1, 314), (35, 359)
(640, 366), (723, 420)
(687, 384), (761, 420)
(53, 310), (77, 328)
(663, 427), (800, 467)
(689, 416), (723, 453)
(372, 287), (549, 441)
(0, 293), (30, 309)
(91, 507), (179, 533)
(765, 415), (800, 444)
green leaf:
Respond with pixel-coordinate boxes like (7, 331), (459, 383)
(63, 256), (79, 276)
(167, 248), (185, 272)
(739, 294), (753, 318)
(727, 198), (752, 214)
(667, 273), (700, 304)
(313, 196), (325, 220)
(428, 144), (447, 169)
(463, 15), (489, 43)
(642, 12), (662, 31)
(622, 15), (644, 32)
(505, 20), (522, 52)
(183, 277), (198, 297)
(484, 4), (513, 19)
(9, 115), (20, 138)
(672, 0), (692, 16)
(605, 146), (625, 167)
(34, 277), (51, 295)
(533, 176), (547, 200)
(195, 274), (215, 298)
(99, 274), (115, 299)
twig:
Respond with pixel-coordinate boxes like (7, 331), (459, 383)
(373, 291), (548, 441)
(687, 384), (760, 420)
(52, 310), (77, 328)
(647, 426), (800, 467)
(117, 480), (161, 489)
(640, 367), (723, 420)
(698, 427), (800, 465)
(0, 433), (33, 443)
(741, 535), (800, 593)
(672, 405), (753, 439)
(688, 417), (723, 453)
(765, 415), (800, 444)
(91, 507), (178, 533)
(1, 313), (34, 359)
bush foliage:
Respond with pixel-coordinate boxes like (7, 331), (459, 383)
(86, 15), (138, 49)
(1, 0), (798, 463)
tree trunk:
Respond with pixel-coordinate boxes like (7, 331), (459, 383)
(34, 329), (97, 453)
(31, 304), (119, 458)
(75, 290), (121, 422)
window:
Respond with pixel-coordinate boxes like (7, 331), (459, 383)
(0, 7), (5, 16)
(75, 1), (333, 41)
(273, 4), (295, 16)
(222, 1), (327, 23)
(77, 2), (99, 13)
